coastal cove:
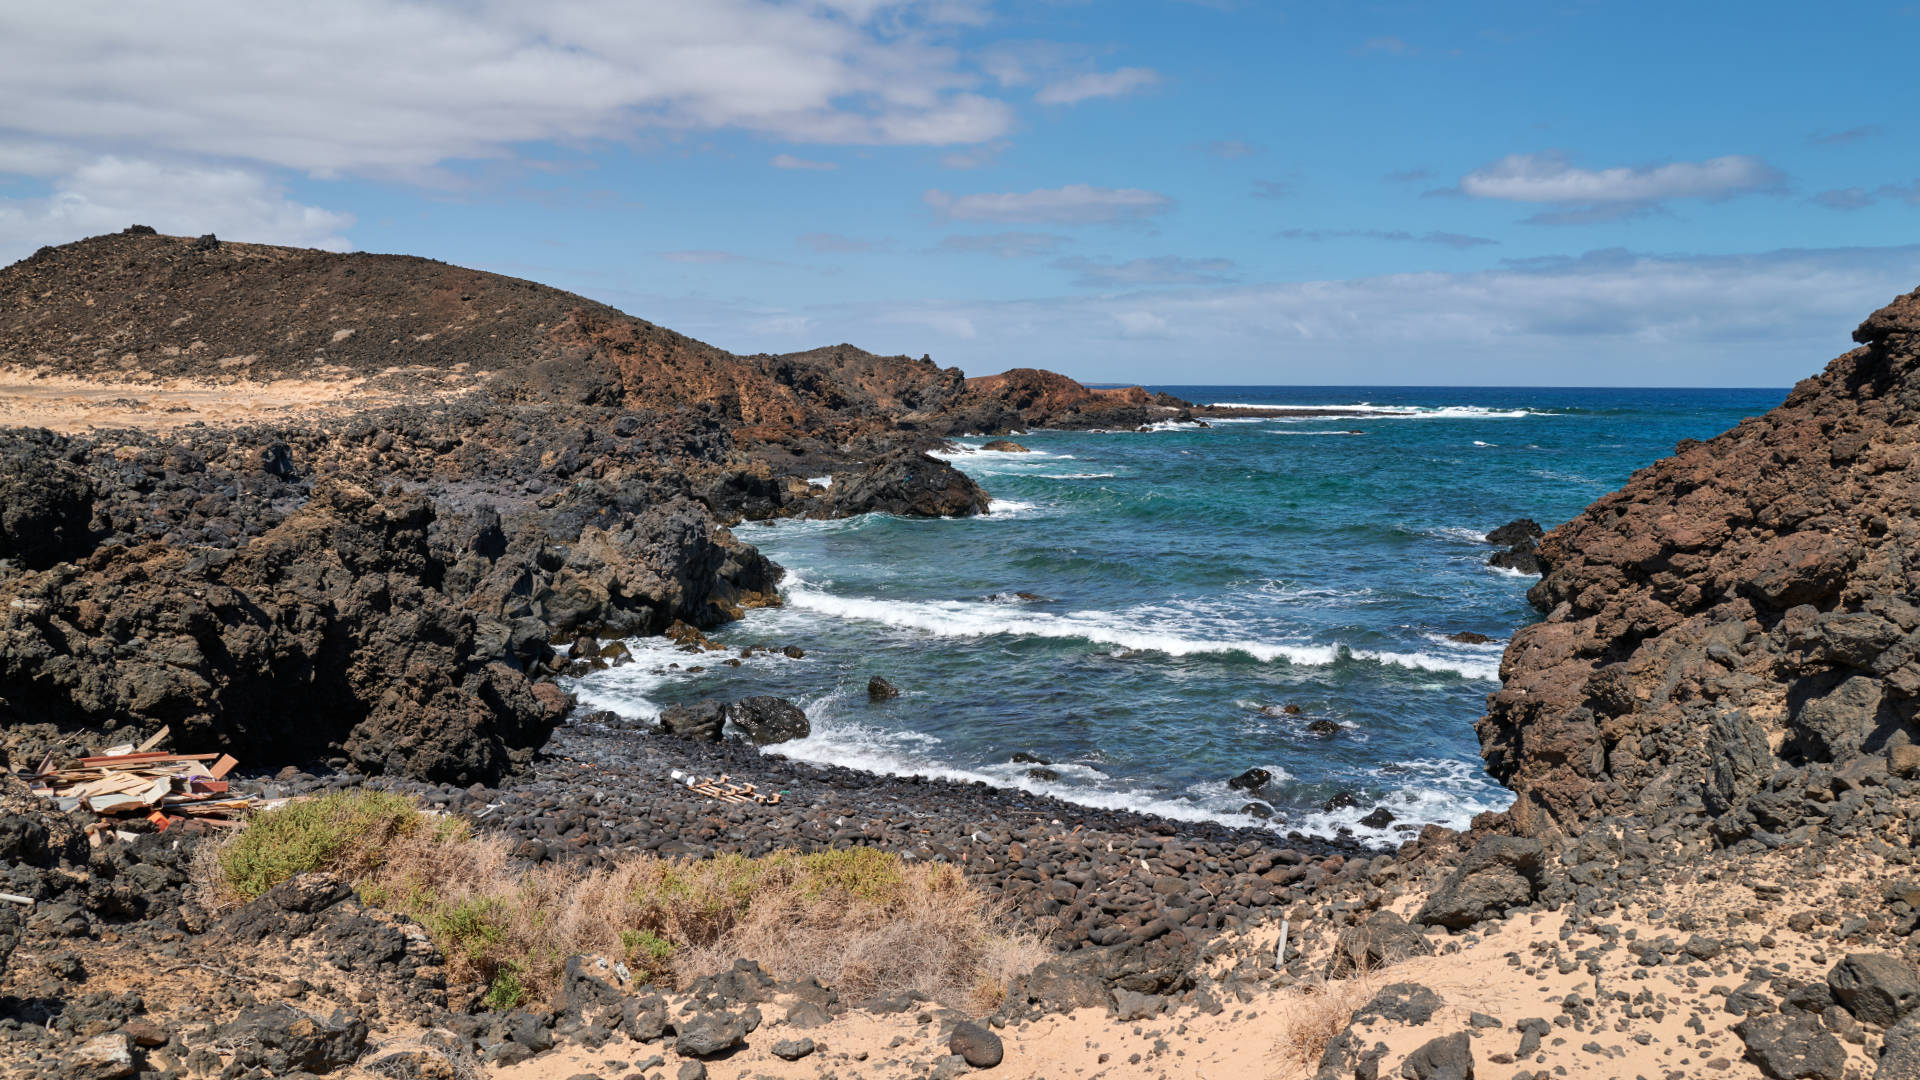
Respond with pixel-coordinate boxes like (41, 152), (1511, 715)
(572, 385), (1789, 844)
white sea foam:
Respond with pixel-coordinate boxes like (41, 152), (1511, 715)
(1472, 441), (1493, 447)
(1424, 525), (1492, 545)
(1290, 759), (1513, 841)
(1035, 472), (1116, 479)
(1267, 430), (1367, 437)
(1210, 402), (1549, 420)
(782, 586), (1500, 680)
(1485, 564), (1538, 579)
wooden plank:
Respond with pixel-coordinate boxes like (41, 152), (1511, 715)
(135, 725), (171, 753)
(77, 752), (220, 767)
(208, 755), (239, 779)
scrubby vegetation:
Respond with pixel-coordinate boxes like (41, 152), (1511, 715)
(202, 790), (1043, 1012)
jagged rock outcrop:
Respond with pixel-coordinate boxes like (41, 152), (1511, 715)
(0, 229), (1179, 783)
(1481, 285), (1920, 834)
(828, 450), (991, 518)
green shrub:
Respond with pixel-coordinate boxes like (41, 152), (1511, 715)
(216, 790), (421, 901)
(483, 964), (527, 1011)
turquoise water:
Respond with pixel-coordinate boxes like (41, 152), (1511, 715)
(573, 387), (1788, 843)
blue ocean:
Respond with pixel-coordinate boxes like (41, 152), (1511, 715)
(573, 386), (1788, 843)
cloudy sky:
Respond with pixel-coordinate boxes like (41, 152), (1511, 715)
(3, 1), (1918, 386)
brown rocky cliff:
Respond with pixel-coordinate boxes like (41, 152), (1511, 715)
(1481, 284), (1920, 835)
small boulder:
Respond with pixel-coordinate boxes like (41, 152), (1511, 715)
(726, 696), (810, 745)
(1228, 768), (1272, 792)
(981, 440), (1031, 452)
(1892, 743), (1920, 780)
(1415, 836), (1547, 931)
(1734, 1013), (1845, 1080)
(674, 1011), (746, 1058)
(1828, 952), (1920, 1027)
(65, 1034), (135, 1080)
(1485, 519), (1543, 547)
(868, 676), (900, 702)
(1446, 631), (1492, 644)
(948, 1020), (1004, 1068)
(1327, 911), (1433, 978)
(660, 700), (727, 741)
(771, 1037), (815, 1060)
(1398, 1031), (1473, 1080)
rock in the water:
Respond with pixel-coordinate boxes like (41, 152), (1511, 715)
(1228, 767), (1272, 792)
(948, 1020), (1004, 1068)
(868, 676), (901, 702)
(829, 450), (990, 518)
(660, 700), (727, 741)
(1485, 519), (1543, 548)
(725, 696), (809, 744)
(673, 1011), (746, 1058)
(1446, 631), (1492, 644)
(1829, 953), (1920, 1027)
(1358, 806), (1395, 828)
(1398, 1031), (1473, 1080)
(1327, 910), (1433, 978)
(1416, 837), (1546, 930)
(981, 440), (1031, 452)
(1735, 1014), (1845, 1080)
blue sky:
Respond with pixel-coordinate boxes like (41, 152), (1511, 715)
(2, 1), (1918, 386)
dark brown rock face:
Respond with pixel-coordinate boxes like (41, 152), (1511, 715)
(1480, 286), (1920, 834)
(828, 450), (990, 518)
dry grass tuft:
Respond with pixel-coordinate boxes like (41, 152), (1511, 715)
(197, 790), (1042, 1013)
(1268, 974), (1382, 1074)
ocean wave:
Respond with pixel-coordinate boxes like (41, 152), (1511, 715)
(782, 587), (1500, 680)
(1267, 430), (1367, 437)
(1485, 563), (1538, 579)
(1422, 525), (1492, 545)
(1211, 401), (1552, 419)
(1034, 472), (1116, 479)
(1289, 759), (1513, 841)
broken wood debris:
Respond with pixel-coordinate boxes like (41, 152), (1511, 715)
(669, 769), (782, 806)
(14, 725), (280, 841)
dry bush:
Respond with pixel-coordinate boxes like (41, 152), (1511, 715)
(199, 791), (1043, 1013)
(1268, 974), (1381, 1074)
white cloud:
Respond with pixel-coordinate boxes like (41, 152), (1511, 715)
(799, 232), (882, 253)
(1460, 152), (1782, 205)
(1278, 228), (1497, 249)
(938, 140), (1009, 170)
(1055, 255), (1235, 287)
(1112, 310), (1168, 337)
(660, 249), (752, 264)
(623, 243), (1920, 386)
(772, 154), (838, 171)
(0, 0), (1014, 179)
(924, 184), (1173, 224)
(1034, 67), (1160, 105)
(0, 156), (353, 262)
(938, 231), (1069, 258)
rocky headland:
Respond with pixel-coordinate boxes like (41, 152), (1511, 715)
(8, 232), (1920, 1080)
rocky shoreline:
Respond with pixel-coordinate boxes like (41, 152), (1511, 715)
(9, 232), (1920, 1079)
